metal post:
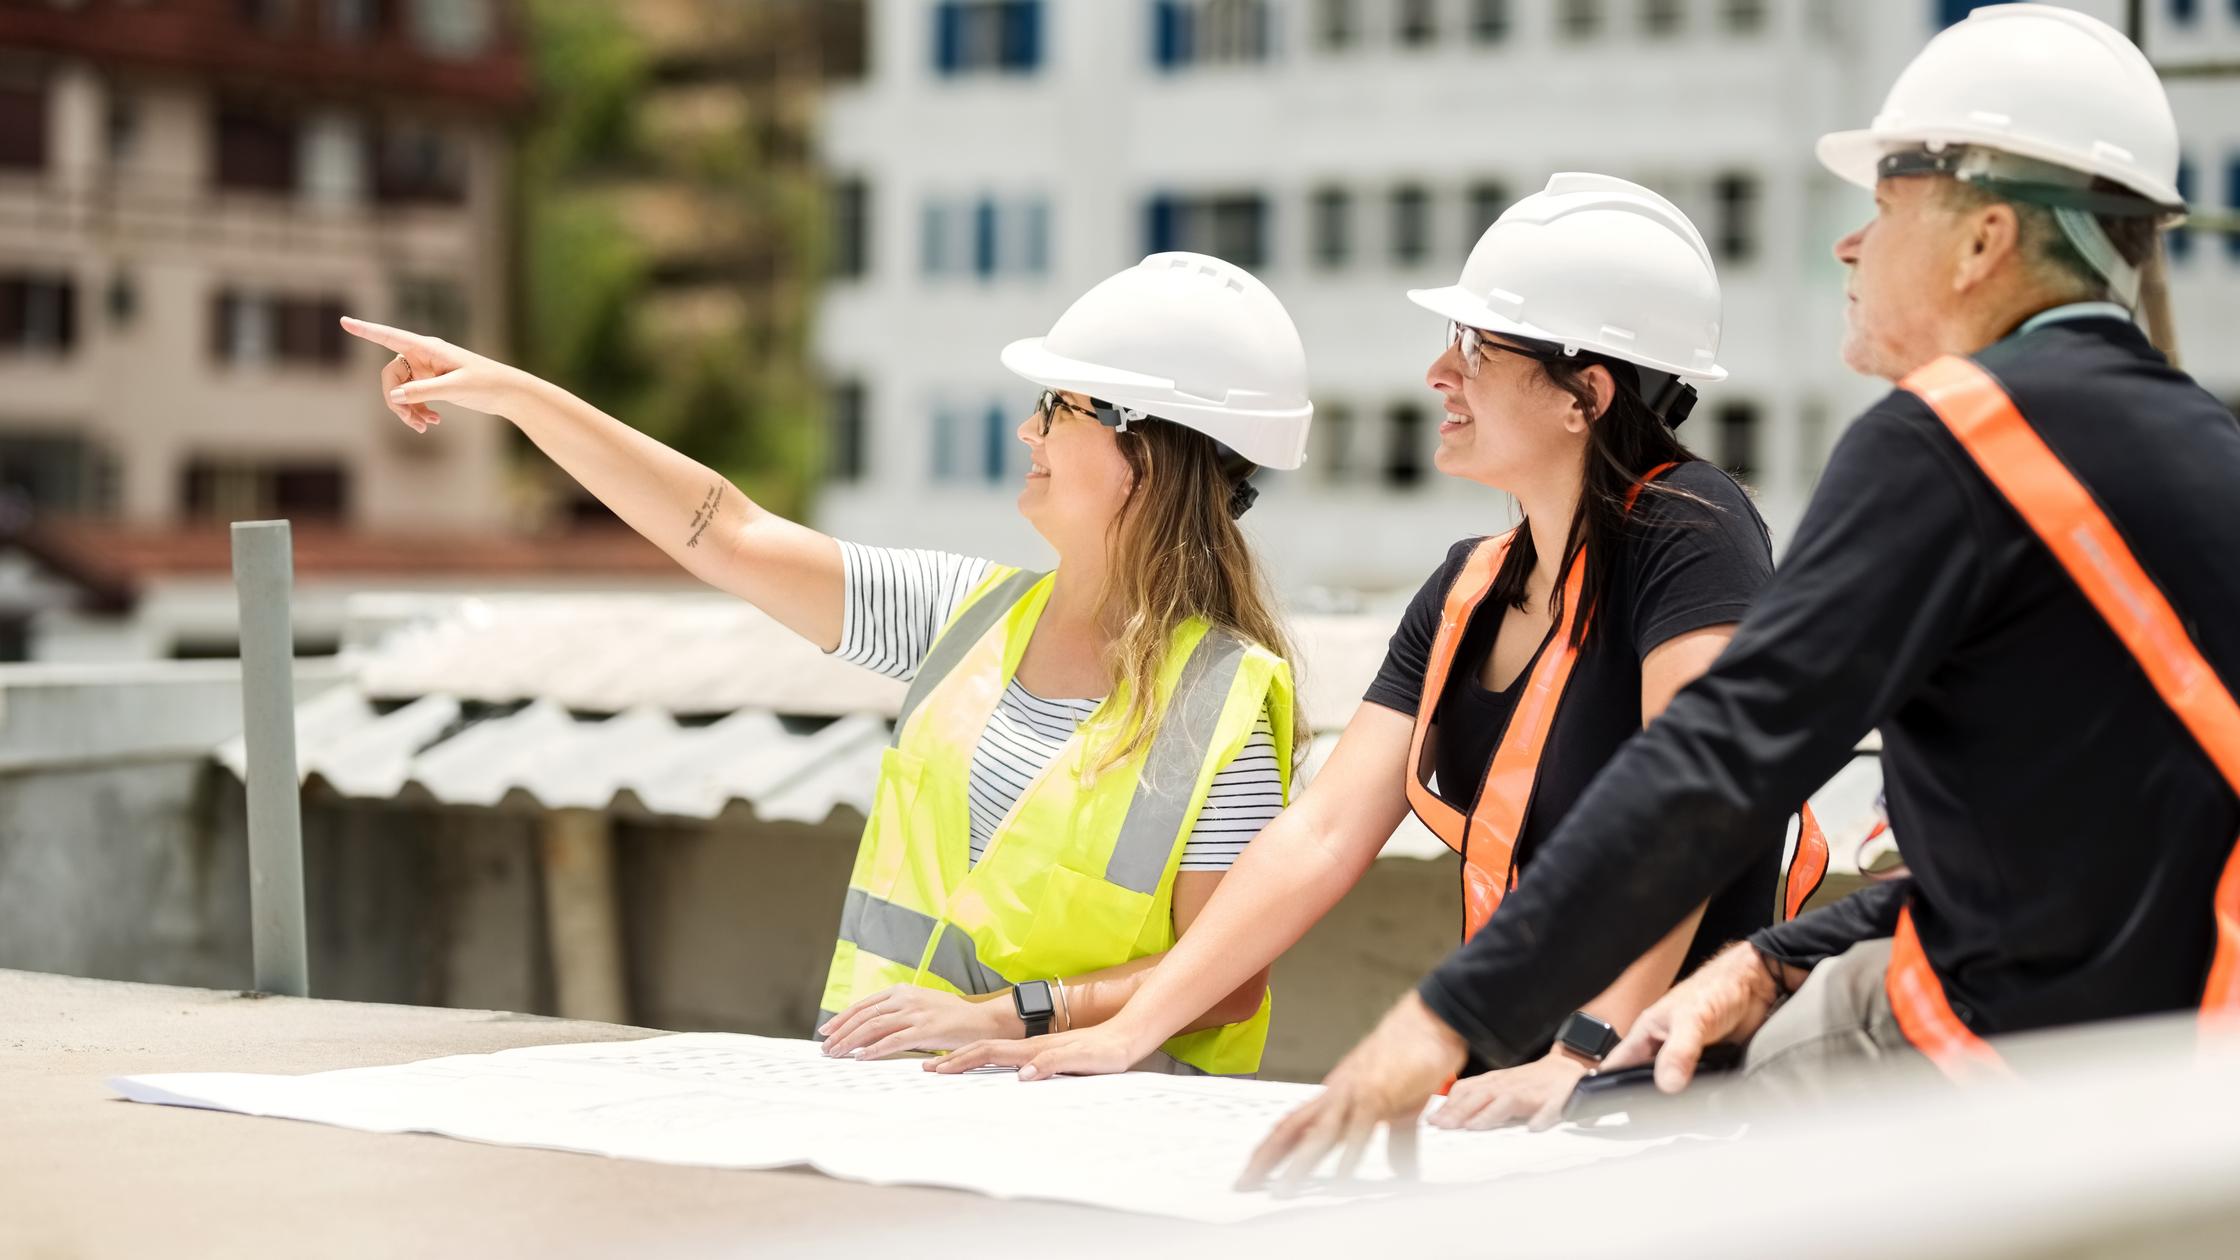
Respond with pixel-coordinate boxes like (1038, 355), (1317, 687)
(230, 520), (309, 997)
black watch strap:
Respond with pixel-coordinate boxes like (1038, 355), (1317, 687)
(1555, 1010), (1620, 1063)
(1012, 980), (1055, 1038)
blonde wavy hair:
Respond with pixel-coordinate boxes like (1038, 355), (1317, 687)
(1083, 418), (1297, 779)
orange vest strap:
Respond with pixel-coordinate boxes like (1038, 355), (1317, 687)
(1898, 354), (2240, 1060)
(1887, 907), (2014, 1082)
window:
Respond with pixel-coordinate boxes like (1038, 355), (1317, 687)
(829, 177), (871, 279)
(0, 273), (76, 354)
(982, 404), (1009, 483)
(1316, 0), (1356, 49)
(393, 276), (466, 341)
(184, 459), (351, 522)
(372, 121), (467, 204)
(324, 0), (387, 40)
(1013, 199), (1050, 275)
(105, 92), (139, 165)
(1311, 402), (1355, 483)
(1384, 404), (1426, 487)
(828, 381), (867, 482)
(1145, 193), (1268, 268)
(214, 102), (297, 192)
(0, 73), (46, 170)
(1466, 180), (1509, 242)
(1397, 0), (1437, 46)
(1153, 0), (1272, 70)
(1643, 0), (1684, 37)
(2169, 159), (2194, 262)
(410, 0), (494, 57)
(2227, 158), (2240, 262)
(973, 198), (998, 278)
(1471, 0), (1512, 42)
(211, 290), (347, 367)
(238, 0), (295, 31)
(0, 435), (115, 514)
(1311, 186), (1351, 268)
(922, 203), (955, 275)
(932, 407), (963, 481)
(1712, 171), (1759, 263)
(1390, 184), (1431, 265)
(1722, 0), (1765, 33)
(936, 0), (1042, 75)
(1558, 0), (1603, 40)
(1937, 1), (1990, 27)
(2170, 0), (2198, 24)
(1715, 402), (1759, 481)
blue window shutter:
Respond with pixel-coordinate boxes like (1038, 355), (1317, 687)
(984, 404), (1008, 483)
(2227, 157), (2240, 261)
(1935, 0), (1986, 28)
(935, 2), (962, 73)
(1154, 1), (1187, 71)
(2171, 159), (2195, 262)
(1146, 194), (1177, 254)
(974, 198), (998, 277)
(1006, 1), (1043, 71)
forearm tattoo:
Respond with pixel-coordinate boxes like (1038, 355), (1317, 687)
(685, 481), (723, 549)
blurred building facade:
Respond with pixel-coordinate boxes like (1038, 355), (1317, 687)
(811, 0), (2240, 597)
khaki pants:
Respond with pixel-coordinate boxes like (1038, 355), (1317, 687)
(1737, 937), (1939, 1106)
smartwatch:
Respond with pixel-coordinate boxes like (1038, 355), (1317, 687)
(1012, 980), (1055, 1038)
(1555, 1010), (1620, 1064)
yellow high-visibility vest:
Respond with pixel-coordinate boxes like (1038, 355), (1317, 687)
(817, 565), (1294, 1074)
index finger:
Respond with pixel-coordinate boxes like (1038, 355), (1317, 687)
(925, 1040), (1022, 1074)
(339, 315), (428, 355)
(1238, 1100), (1320, 1191)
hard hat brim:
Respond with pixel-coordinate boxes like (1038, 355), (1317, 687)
(1816, 130), (1885, 191)
(1406, 285), (1728, 383)
(1816, 127), (2186, 210)
(1000, 336), (1312, 470)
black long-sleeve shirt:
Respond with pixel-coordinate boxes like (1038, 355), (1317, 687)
(1419, 313), (2240, 1064)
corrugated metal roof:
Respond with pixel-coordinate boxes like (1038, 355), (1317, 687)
(218, 593), (1877, 867)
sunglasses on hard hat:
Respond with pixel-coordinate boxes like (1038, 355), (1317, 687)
(1445, 322), (1569, 380)
(1033, 389), (1143, 438)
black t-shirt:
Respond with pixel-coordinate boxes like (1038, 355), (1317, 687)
(1364, 459), (1782, 981)
(1417, 316), (2240, 1067)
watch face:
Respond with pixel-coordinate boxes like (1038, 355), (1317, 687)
(1014, 981), (1054, 1020)
(1559, 1012), (1618, 1060)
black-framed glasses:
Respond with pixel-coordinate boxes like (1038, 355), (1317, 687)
(1034, 389), (1138, 437)
(1446, 321), (1567, 380)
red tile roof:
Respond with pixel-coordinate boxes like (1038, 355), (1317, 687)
(19, 518), (690, 594)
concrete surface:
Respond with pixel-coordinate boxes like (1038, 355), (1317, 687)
(0, 968), (1114, 1259)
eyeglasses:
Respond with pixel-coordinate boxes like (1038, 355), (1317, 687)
(1034, 389), (1140, 437)
(1446, 321), (1567, 380)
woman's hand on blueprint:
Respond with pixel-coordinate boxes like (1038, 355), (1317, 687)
(817, 985), (1024, 1060)
(924, 1022), (1145, 1079)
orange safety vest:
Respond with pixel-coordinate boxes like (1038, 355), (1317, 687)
(1887, 355), (2240, 1081)
(1403, 465), (1831, 944)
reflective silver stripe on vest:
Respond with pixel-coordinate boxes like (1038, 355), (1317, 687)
(835, 887), (1005, 995)
(1103, 632), (1250, 895)
(891, 568), (1048, 747)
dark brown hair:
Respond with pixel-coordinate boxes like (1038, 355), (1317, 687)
(1485, 356), (1731, 647)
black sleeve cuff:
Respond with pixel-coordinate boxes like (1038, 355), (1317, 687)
(1746, 924), (1824, 973)
(1416, 972), (1536, 1070)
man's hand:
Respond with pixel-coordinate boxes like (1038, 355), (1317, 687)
(817, 986), (1022, 1060)
(1238, 992), (1468, 1194)
(1427, 1049), (1589, 1133)
(1603, 943), (1787, 1092)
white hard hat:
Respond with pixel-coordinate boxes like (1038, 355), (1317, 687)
(1406, 172), (1725, 384)
(1001, 252), (1313, 471)
(1816, 3), (2183, 211)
